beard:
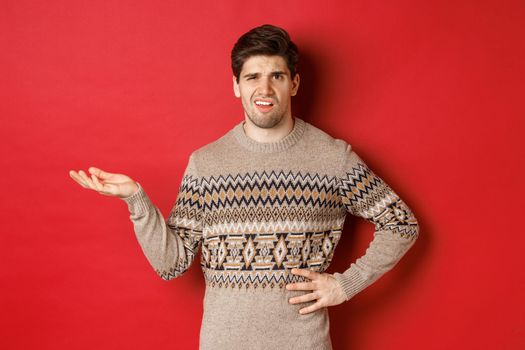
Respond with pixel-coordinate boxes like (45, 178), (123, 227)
(246, 113), (283, 129)
(242, 99), (287, 129)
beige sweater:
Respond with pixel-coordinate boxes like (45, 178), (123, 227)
(121, 117), (419, 350)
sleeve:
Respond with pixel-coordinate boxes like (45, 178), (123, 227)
(333, 144), (420, 301)
(120, 153), (204, 281)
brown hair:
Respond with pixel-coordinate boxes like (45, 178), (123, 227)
(231, 24), (299, 83)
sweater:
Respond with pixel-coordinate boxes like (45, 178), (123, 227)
(121, 116), (419, 350)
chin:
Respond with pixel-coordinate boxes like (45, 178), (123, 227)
(248, 114), (284, 129)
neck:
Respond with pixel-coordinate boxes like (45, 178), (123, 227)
(242, 115), (295, 143)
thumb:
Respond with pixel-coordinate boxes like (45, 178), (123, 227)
(88, 166), (112, 179)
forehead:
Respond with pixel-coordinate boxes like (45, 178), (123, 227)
(240, 55), (290, 74)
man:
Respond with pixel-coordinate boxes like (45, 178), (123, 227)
(70, 24), (419, 350)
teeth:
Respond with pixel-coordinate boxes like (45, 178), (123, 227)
(255, 101), (272, 106)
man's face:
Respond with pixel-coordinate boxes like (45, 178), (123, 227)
(233, 55), (300, 129)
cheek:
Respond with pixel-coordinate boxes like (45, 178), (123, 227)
(241, 94), (252, 107)
(242, 90), (254, 102)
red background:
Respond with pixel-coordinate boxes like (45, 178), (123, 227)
(2, 0), (524, 349)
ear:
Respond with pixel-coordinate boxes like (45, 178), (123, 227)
(233, 76), (240, 98)
(291, 73), (300, 96)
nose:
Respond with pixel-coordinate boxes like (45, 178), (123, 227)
(258, 76), (274, 96)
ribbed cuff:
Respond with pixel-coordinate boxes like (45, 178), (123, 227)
(333, 267), (369, 302)
(120, 182), (152, 216)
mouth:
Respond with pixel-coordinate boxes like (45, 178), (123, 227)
(254, 98), (275, 112)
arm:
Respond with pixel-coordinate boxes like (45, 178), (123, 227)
(120, 154), (204, 281)
(333, 144), (420, 301)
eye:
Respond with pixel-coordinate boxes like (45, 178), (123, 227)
(273, 74), (283, 80)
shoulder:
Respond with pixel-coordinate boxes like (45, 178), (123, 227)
(302, 120), (352, 156)
(192, 133), (229, 158)
(186, 126), (236, 171)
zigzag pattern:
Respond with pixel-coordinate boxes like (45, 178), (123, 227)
(203, 206), (345, 233)
(203, 269), (311, 290)
(160, 166), (417, 286)
(199, 170), (345, 238)
(158, 174), (204, 281)
(201, 170), (341, 210)
(203, 218), (346, 236)
(168, 174), (203, 230)
(339, 161), (419, 239)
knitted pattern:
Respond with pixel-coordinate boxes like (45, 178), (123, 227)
(121, 117), (419, 349)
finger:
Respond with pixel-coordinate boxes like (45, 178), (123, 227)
(78, 170), (96, 190)
(88, 166), (112, 180)
(91, 174), (104, 192)
(289, 291), (319, 304)
(291, 268), (319, 280)
(299, 300), (325, 315)
(69, 170), (89, 188)
(286, 281), (317, 291)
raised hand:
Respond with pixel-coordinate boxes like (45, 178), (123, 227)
(286, 268), (347, 314)
(69, 167), (139, 199)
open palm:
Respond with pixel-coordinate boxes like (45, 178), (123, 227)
(69, 167), (138, 198)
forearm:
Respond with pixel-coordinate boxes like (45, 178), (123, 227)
(333, 225), (418, 301)
(121, 182), (201, 280)
(335, 143), (420, 300)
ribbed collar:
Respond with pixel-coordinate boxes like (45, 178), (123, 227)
(232, 117), (306, 153)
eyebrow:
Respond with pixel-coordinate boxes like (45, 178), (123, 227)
(242, 71), (287, 78)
